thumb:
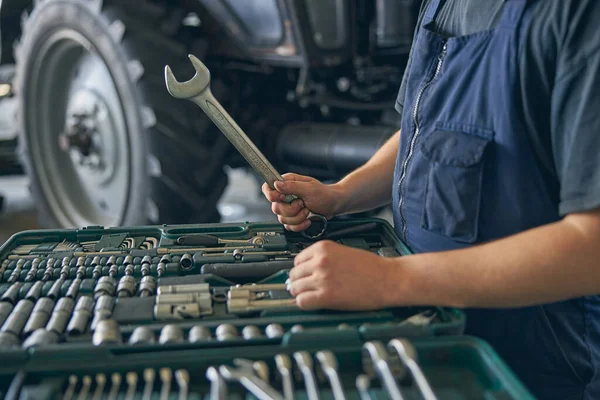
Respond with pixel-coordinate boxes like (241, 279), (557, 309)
(274, 179), (311, 196)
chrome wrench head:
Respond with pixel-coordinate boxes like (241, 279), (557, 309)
(164, 54), (211, 100)
(220, 359), (285, 400)
(387, 339), (438, 400)
(362, 341), (405, 400)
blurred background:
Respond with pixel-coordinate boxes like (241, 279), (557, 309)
(0, 0), (416, 242)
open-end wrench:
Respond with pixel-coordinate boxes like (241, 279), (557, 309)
(362, 341), (405, 400)
(165, 55), (327, 239)
(275, 354), (295, 400)
(219, 359), (285, 400)
(293, 351), (320, 400)
(315, 351), (347, 400)
(355, 374), (373, 400)
(388, 339), (437, 400)
(206, 366), (228, 400)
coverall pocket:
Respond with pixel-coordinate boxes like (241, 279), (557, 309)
(420, 124), (492, 243)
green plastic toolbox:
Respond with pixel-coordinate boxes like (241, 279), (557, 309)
(0, 218), (534, 399)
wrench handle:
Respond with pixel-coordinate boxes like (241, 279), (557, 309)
(189, 88), (327, 238)
(191, 89), (296, 203)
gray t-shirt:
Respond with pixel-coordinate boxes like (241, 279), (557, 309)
(395, 0), (600, 216)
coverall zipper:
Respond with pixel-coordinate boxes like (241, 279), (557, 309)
(398, 41), (447, 244)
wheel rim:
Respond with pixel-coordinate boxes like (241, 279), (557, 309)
(27, 29), (131, 227)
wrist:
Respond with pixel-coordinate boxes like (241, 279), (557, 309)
(380, 255), (428, 308)
(329, 181), (351, 218)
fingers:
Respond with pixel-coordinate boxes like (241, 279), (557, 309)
(295, 290), (323, 310)
(274, 179), (309, 196)
(261, 183), (286, 203)
(271, 199), (304, 217)
(289, 256), (315, 281)
(281, 173), (313, 182)
(287, 276), (319, 297)
(283, 219), (311, 232)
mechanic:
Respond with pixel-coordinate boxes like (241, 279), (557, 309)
(263, 0), (600, 398)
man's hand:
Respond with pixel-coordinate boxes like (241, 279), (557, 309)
(287, 240), (400, 310)
(262, 173), (344, 232)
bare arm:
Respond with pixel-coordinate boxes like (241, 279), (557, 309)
(332, 130), (400, 216)
(391, 208), (600, 308)
(287, 208), (600, 311)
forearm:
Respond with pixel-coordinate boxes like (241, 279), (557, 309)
(390, 209), (600, 308)
(332, 130), (400, 216)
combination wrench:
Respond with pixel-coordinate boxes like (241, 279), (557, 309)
(165, 55), (327, 239)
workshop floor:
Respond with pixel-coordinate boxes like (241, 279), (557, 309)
(0, 168), (393, 243)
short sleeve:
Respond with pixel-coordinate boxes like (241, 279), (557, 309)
(552, 0), (600, 215)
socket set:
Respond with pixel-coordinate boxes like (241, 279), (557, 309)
(0, 219), (533, 398)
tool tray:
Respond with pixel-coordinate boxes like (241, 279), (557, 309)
(0, 218), (533, 399)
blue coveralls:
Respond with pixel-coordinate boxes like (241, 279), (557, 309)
(392, 0), (600, 398)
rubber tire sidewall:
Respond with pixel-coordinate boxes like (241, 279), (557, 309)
(16, 0), (148, 228)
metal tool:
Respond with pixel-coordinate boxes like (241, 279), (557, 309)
(91, 295), (115, 331)
(228, 284), (297, 314)
(92, 319), (122, 345)
(275, 354), (295, 400)
(159, 368), (172, 400)
(206, 366), (228, 400)
(201, 260), (295, 280)
(154, 303), (203, 320)
(94, 276), (116, 299)
(25, 281), (44, 301)
(179, 253), (193, 270)
(156, 292), (212, 306)
(242, 325), (263, 340)
(46, 297), (75, 334)
(77, 375), (92, 400)
(129, 326), (156, 344)
(177, 234), (271, 246)
(266, 323), (285, 338)
(188, 325), (212, 342)
(117, 275), (137, 297)
(142, 368), (155, 400)
(293, 351), (320, 400)
(23, 298), (55, 336)
(362, 341), (405, 400)
(47, 278), (65, 300)
(139, 276), (157, 297)
(220, 358), (285, 400)
(165, 54), (327, 239)
(398, 310), (437, 327)
(1, 299), (34, 336)
(216, 323), (239, 341)
(108, 372), (121, 400)
(253, 360), (270, 383)
(159, 324), (185, 344)
(125, 371), (138, 400)
(316, 350), (347, 400)
(157, 283), (210, 295)
(141, 256), (152, 276)
(175, 369), (190, 400)
(1, 282), (22, 304)
(66, 295), (94, 335)
(388, 339), (437, 400)
(355, 374), (373, 400)
(0, 302), (13, 326)
(0, 331), (19, 347)
(21, 328), (60, 348)
(64, 375), (78, 400)
(92, 374), (106, 400)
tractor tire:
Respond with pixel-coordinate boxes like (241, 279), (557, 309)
(14, 0), (229, 228)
